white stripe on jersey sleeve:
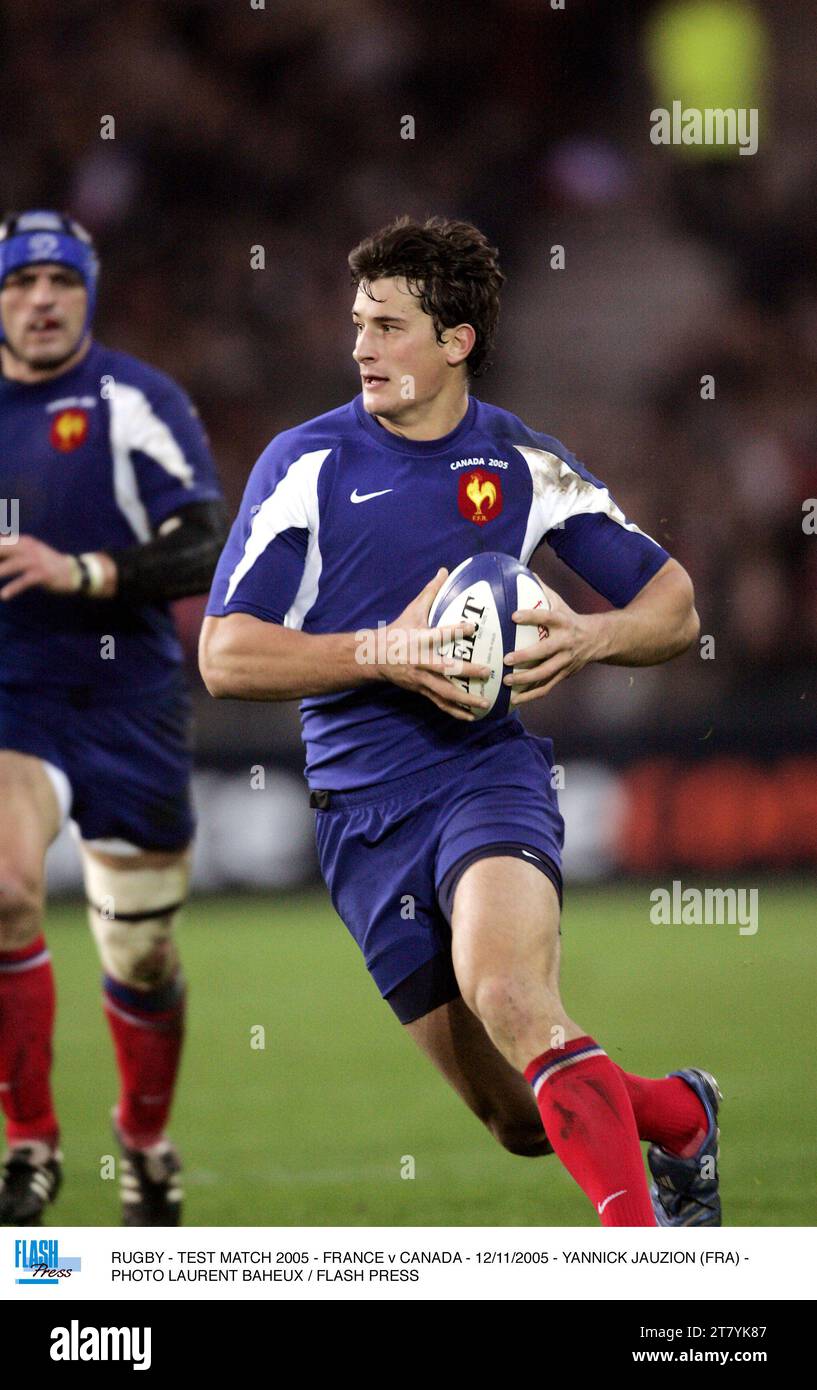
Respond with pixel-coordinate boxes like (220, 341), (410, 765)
(223, 448), (331, 622)
(108, 382), (196, 540)
(514, 445), (657, 565)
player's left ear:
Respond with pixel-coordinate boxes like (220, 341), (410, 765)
(441, 322), (476, 369)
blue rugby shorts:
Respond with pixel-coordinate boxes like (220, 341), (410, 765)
(0, 676), (194, 851)
(314, 722), (564, 1022)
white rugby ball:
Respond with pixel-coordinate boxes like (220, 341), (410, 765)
(428, 552), (552, 719)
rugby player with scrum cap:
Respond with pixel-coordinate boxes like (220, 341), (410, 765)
(0, 211), (226, 1225)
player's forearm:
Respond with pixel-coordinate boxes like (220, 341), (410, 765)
(199, 613), (382, 700)
(105, 500), (229, 602)
(588, 559), (700, 666)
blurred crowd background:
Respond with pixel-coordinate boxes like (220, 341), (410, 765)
(3, 0), (816, 880)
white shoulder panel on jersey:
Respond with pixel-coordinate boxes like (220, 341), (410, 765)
(224, 448), (331, 621)
(108, 382), (195, 541)
(513, 445), (655, 564)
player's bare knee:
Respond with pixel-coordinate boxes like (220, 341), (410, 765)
(469, 973), (533, 1035)
(470, 971), (566, 1036)
(0, 862), (43, 947)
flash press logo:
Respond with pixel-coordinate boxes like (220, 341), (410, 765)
(14, 1237), (81, 1285)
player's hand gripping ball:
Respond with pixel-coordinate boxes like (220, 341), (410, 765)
(429, 552), (553, 719)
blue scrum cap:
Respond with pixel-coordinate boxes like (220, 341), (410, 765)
(0, 210), (99, 343)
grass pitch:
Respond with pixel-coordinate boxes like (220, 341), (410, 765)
(40, 883), (814, 1226)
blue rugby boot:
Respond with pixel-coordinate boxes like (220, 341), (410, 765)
(648, 1068), (722, 1227)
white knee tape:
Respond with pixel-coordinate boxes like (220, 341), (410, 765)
(80, 850), (191, 985)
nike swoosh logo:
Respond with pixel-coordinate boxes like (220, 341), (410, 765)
(597, 1189), (627, 1215)
(350, 488), (393, 504)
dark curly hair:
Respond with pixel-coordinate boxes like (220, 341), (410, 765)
(348, 216), (505, 377)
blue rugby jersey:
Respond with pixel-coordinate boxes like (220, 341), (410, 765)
(207, 394), (670, 789)
(0, 341), (222, 698)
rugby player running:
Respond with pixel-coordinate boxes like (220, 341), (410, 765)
(0, 211), (226, 1226)
(200, 217), (720, 1226)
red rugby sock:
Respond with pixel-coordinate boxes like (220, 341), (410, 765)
(617, 1070), (708, 1158)
(0, 935), (59, 1145)
(103, 973), (185, 1149)
(525, 1035), (656, 1226)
